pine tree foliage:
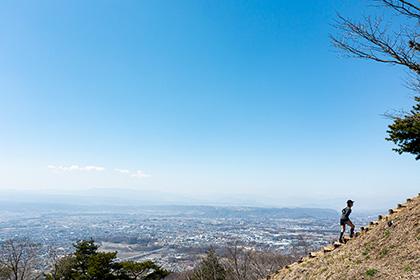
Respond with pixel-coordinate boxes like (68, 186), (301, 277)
(386, 97), (420, 159)
(45, 240), (168, 280)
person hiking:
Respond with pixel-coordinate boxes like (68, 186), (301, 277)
(339, 199), (355, 243)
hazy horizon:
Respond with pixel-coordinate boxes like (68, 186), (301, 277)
(0, 187), (413, 212)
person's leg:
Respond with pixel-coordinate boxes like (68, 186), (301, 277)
(348, 220), (355, 237)
(339, 224), (346, 242)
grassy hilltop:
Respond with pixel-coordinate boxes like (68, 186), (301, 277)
(268, 195), (420, 280)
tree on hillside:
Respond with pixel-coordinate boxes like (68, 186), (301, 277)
(170, 245), (295, 280)
(73, 239), (100, 277)
(0, 238), (41, 280)
(120, 260), (169, 280)
(45, 255), (76, 280)
(331, 0), (420, 159)
(223, 245), (252, 280)
(386, 97), (420, 159)
(45, 239), (123, 280)
(44, 247), (75, 280)
(223, 243), (295, 280)
(45, 239), (168, 280)
(190, 248), (226, 280)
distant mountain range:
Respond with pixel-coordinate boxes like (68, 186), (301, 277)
(0, 198), (338, 219)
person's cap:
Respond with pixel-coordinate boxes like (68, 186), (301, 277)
(347, 199), (354, 204)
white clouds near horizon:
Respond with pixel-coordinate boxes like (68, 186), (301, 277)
(47, 165), (151, 179)
(48, 165), (105, 172)
(115, 168), (151, 178)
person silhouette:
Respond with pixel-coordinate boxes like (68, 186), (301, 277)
(339, 199), (355, 243)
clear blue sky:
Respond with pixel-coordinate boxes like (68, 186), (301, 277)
(0, 0), (418, 209)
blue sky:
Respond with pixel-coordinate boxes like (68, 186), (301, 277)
(0, 0), (418, 209)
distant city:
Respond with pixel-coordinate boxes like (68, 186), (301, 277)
(0, 202), (374, 272)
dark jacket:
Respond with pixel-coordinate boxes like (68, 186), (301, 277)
(340, 207), (352, 221)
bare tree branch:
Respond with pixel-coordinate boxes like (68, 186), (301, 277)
(331, 12), (420, 74)
(0, 239), (40, 280)
(379, 0), (420, 19)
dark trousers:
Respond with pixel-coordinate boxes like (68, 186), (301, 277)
(339, 219), (355, 241)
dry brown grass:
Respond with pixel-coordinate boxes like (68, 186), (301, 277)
(268, 195), (420, 280)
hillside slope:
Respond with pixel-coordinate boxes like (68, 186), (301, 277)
(268, 195), (420, 280)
